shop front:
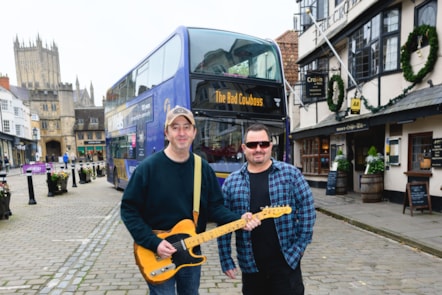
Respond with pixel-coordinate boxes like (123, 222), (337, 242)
(292, 85), (442, 212)
(77, 140), (105, 163)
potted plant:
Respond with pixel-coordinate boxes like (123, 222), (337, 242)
(57, 171), (70, 193)
(361, 146), (384, 203)
(334, 149), (350, 194)
(78, 166), (93, 184)
(48, 171), (70, 195)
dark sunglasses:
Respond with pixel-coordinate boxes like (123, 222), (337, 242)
(245, 141), (271, 149)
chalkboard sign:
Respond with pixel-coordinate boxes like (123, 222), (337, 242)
(326, 171), (337, 195)
(403, 182), (432, 216)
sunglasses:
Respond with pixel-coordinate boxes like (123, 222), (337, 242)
(245, 141), (271, 149)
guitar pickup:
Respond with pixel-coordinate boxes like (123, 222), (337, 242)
(150, 263), (176, 277)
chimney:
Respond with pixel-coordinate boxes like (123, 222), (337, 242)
(0, 75), (10, 91)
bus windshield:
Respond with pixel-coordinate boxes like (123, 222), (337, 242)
(189, 28), (282, 82)
(193, 118), (286, 173)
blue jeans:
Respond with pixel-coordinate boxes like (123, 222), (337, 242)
(148, 265), (201, 295)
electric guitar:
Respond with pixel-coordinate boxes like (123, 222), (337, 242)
(134, 206), (292, 284)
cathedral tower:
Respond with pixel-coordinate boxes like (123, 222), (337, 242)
(14, 34), (61, 90)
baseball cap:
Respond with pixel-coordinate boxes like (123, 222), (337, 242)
(164, 105), (195, 128)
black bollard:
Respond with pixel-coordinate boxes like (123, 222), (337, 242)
(46, 165), (54, 197)
(71, 164), (77, 187)
(27, 169), (37, 205)
(92, 162), (97, 179)
(79, 163), (85, 184)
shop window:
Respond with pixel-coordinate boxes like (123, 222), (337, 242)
(301, 137), (329, 175)
(409, 132), (432, 171)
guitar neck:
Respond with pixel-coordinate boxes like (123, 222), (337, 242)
(184, 211), (266, 249)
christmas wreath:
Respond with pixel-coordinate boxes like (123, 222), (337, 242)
(400, 25), (439, 83)
(327, 75), (344, 112)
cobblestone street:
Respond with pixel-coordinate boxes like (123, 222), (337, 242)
(0, 171), (441, 294)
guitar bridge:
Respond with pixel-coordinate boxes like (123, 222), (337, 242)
(150, 263), (176, 277)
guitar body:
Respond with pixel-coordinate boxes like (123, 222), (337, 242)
(134, 219), (206, 284)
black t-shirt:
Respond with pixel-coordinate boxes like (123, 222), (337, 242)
(249, 168), (287, 271)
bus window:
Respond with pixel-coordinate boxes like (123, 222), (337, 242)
(110, 134), (137, 160)
(189, 28), (281, 82)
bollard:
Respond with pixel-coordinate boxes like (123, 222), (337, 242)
(0, 171), (12, 219)
(92, 162), (96, 180)
(46, 165), (54, 197)
(71, 163), (77, 187)
(27, 169), (37, 205)
(79, 163), (85, 184)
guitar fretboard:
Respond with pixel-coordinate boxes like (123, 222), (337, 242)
(184, 207), (290, 249)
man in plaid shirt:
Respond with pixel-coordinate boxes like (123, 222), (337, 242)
(217, 123), (316, 295)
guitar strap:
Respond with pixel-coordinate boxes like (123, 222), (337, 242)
(193, 154), (202, 226)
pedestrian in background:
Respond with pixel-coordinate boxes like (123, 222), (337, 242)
(120, 105), (260, 295)
(3, 154), (9, 172)
(63, 152), (69, 169)
(217, 123), (316, 295)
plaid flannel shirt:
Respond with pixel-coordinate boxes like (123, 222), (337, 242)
(217, 159), (316, 273)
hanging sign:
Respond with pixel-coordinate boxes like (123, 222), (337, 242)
(350, 97), (361, 114)
(305, 74), (326, 98)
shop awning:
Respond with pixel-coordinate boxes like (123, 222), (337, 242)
(291, 84), (442, 139)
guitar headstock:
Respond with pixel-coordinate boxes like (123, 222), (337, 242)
(259, 205), (292, 219)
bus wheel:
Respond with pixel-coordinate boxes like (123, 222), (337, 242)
(113, 170), (119, 190)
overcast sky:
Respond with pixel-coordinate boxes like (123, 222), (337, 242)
(1, 0), (297, 106)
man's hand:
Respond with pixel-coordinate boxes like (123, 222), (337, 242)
(156, 240), (177, 258)
(241, 212), (261, 231)
(224, 268), (238, 279)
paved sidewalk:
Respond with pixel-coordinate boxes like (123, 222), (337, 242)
(311, 187), (442, 258)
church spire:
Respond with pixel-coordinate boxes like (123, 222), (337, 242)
(76, 76), (80, 93)
(90, 81), (95, 104)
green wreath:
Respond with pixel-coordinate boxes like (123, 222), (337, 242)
(400, 25), (439, 83)
(327, 75), (345, 112)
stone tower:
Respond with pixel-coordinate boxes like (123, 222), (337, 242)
(14, 35), (61, 90)
(14, 35), (75, 160)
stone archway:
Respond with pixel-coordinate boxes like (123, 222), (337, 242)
(46, 140), (61, 162)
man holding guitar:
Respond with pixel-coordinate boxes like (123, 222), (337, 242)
(217, 124), (316, 295)
(120, 105), (260, 295)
